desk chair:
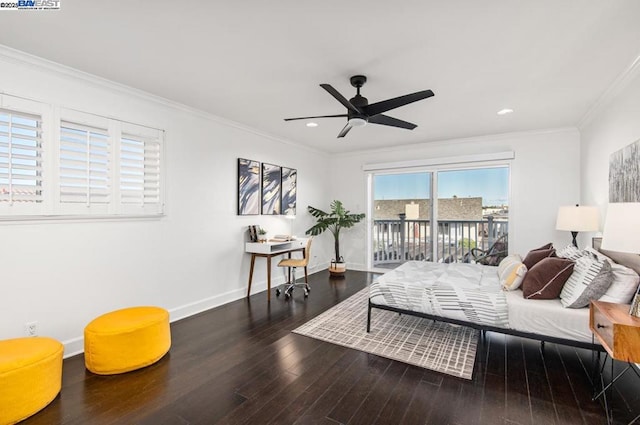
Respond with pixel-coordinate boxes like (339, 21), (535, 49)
(276, 237), (313, 299)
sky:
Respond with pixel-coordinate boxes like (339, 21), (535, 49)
(374, 167), (509, 206)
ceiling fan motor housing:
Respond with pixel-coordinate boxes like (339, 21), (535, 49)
(348, 94), (369, 122)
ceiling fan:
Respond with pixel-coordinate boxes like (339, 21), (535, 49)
(284, 75), (434, 138)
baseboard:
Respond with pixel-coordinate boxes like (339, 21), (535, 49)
(346, 262), (368, 272)
(60, 265), (327, 358)
(63, 336), (85, 359)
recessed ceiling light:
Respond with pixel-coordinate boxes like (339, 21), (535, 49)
(497, 108), (514, 116)
(306, 122), (318, 127)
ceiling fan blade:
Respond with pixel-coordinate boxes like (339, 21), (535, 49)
(337, 122), (352, 138)
(284, 114), (347, 121)
(368, 114), (417, 130)
(320, 84), (362, 114)
(363, 89), (434, 116)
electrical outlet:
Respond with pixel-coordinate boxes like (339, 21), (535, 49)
(25, 321), (38, 337)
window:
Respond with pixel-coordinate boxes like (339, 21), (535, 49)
(59, 121), (110, 206)
(120, 134), (161, 206)
(0, 109), (43, 205)
(0, 94), (164, 220)
(118, 122), (163, 215)
(366, 155), (512, 269)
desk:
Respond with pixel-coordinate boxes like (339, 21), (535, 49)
(245, 239), (306, 301)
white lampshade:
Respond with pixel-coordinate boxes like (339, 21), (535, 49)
(285, 212), (295, 235)
(601, 203), (640, 254)
(555, 205), (600, 232)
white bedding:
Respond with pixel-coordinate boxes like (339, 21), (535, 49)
(370, 260), (593, 344)
(504, 290), (592, 343)
(369, 261), (509, 328)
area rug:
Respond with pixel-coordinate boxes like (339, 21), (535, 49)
(293, 288), (478, 379)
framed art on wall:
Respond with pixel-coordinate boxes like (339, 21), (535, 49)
(281, 167), (297, 216)
(262, 163), (281, 215)
(237, 158), (261, 215)
(609, 138), (640, 202)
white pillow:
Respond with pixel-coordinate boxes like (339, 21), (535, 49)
(498, 254), (527, 291)
(560, 255), (614, 308)
(556, 244), (585, 261)
(584, 247), (640, 304)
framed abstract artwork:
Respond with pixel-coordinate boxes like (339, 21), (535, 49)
(281, 167), (297, 216)
(262, 163), (281, 215)
(609, 138), (640, 202)
(237, 158), (261, 215)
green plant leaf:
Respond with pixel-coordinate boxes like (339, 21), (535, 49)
(304, 200), (365, 261)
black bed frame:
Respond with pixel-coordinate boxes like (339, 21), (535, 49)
(366, 238), (640, 354)
(367, 299), (605, 352)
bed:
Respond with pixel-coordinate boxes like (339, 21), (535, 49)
(367, 240), (640, 350)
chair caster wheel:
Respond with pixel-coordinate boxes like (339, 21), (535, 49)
(276, 288), (281, 297)
(285, 292), (291, 300)
(305, 285), (310, 292)
(304, 290), (308, 298)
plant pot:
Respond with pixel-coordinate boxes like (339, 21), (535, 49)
(329, 261), (346, 276)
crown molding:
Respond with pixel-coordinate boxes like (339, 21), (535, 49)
(0, 44), (326, 156)
(578, 51), (640, 129)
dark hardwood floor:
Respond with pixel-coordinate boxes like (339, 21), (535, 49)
(23, 270), (640, 424)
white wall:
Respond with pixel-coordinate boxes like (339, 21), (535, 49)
(580, 64), (640, 237)
(0, 48), (330, 355)
(329, 128), (582, 269)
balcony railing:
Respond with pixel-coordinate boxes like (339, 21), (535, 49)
(373, 216), (508, 266)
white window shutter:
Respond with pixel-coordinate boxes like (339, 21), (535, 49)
(0, 109), (43, 204)
(119, 124), (163, 214)
(0, 97), (163, 221)
(59, 121), (110, 206)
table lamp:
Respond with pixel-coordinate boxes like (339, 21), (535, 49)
(602, 202), (640, 316)
(601, 203), (640, 254)
(285, 212), (296, 237)
(556, 204), (599, 247)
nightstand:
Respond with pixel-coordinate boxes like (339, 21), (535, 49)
(589, 300), (640, 424)
(590, 300), (640, 362)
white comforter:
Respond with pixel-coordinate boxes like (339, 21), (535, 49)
(370, 261), (509, 328)
(370, 261), (594, 343)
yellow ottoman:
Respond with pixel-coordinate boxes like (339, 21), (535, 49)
(0, 337), (63, 425)
(84, 306), (171, 375)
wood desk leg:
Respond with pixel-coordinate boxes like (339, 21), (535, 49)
(247, 254), (256, 298)
(267, 256), (272, 302)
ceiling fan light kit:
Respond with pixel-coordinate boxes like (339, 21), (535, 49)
(284, 75), (434, 138)
(348, 117), (367, 127)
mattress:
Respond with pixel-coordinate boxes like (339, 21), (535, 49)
(369, 261), (509, 328)
(504, 290), (592, 343)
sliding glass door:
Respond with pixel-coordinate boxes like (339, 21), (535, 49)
(372, 172), (432, 269)
(435, 167), (509, 264)
(369, 165), (509, 269)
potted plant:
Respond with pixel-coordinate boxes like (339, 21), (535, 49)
(257, 227), (267, 242)
(305, 200), (365, 276)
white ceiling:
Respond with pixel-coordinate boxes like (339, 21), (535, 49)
(1, 1), (639, 153)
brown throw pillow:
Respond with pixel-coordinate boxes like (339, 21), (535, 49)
(522, 248), (556, 270)
(532, 243), (553, 251)
(522, 257), (575, 299)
